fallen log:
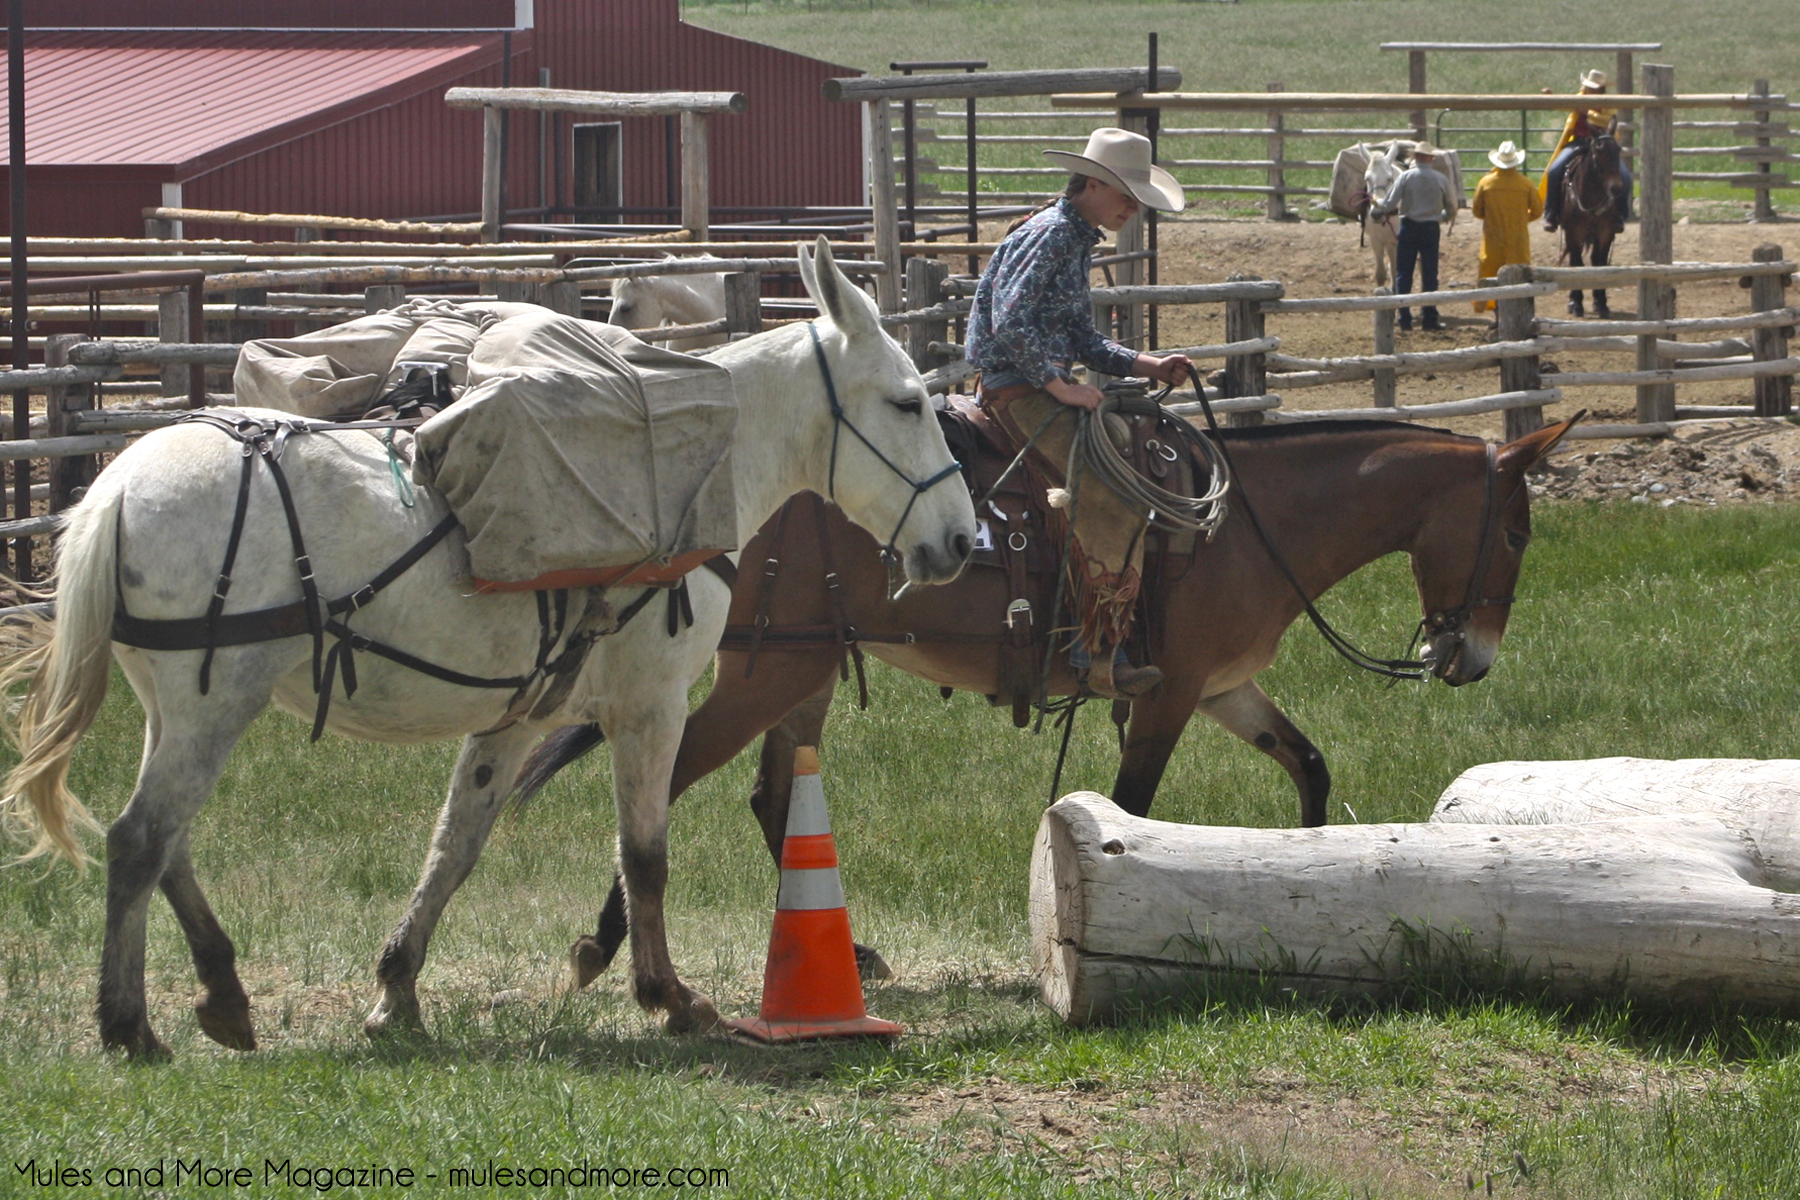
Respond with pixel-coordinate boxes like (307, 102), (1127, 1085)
(1030, 791), (1800, 1026)
(1432, 757), (1800, 891)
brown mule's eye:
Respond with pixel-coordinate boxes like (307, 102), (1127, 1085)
(1505, 530), (1529, 551)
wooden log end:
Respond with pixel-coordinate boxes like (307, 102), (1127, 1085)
(1030, 794), (1099, 1024)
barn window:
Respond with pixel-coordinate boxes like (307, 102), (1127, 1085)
(573, 122), (623, 217)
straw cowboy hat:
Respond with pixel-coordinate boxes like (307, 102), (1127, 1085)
(1043, 127), (1187, 212)
(1412, 141), (1442, 157)
(1488, 140), (1527, 169)
(1580, 68), (1609, 90)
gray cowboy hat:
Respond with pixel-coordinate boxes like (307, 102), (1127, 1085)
(1043, 127), (1187, 213)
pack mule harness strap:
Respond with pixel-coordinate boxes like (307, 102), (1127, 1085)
(109, 411), (691, 740)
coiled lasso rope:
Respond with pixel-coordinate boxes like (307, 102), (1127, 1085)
(1067, 388), (1233, 539)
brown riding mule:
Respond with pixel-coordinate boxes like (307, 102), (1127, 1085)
(519, 416), (1575, 987)
(1560, 128), (1629, 317)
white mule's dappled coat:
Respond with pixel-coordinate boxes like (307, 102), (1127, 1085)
(0, 238), (975, 1057)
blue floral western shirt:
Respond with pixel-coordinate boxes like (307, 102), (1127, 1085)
(965, 197), (1139, 392)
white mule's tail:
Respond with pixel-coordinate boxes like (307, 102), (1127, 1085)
(0, 476), (123, 865)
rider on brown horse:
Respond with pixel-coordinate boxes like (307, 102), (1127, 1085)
(1541, 69), (1631, 234)
(964, 128), (1192, 700)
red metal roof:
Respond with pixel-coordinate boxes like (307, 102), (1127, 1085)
(1, 32), (508, 172)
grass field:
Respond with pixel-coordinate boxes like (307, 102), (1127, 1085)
(682, 0), (1800, 217)
(5, 499), (1800, 1197)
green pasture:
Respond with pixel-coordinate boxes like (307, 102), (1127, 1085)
(684, 0), (1799, 218)
(4, 499), (1800, 1197)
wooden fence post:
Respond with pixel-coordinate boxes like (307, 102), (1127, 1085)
(495, 281), (533, 303)
(1115, 109), (1150, 350)
(868, 99), (903, 314)
(1636, 63), (1676, 424)
(364, 284), (407, 314)
(1371, 287), (1396, 407)
(1408, 49), (1428, 141)
(1224, 276), (1269, 427)
(1615, 48), (1636, 162)
(679, 110), (710, 242)
(722, 270), (763, 340)
(45, 334), (96, 512)
(1750, 243), (1792, 416)
(534, 280), (582, 316)
(1750, 80), (1776, 224)
(1496, 264), (1545, 440)
(158, 290), (190, 399)
(903, 256), (950, 373)
(1265, 82), (1288, 221)
(480, 104), (504, 243)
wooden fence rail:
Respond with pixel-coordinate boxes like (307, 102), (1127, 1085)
(3, 245), (1792, 553)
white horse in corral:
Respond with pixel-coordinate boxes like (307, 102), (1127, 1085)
(1360, 140), (1407, 289)
(608, 261), (729, 352)
(1329, 140), (1465, 290)
(0, 237), (975, 1060)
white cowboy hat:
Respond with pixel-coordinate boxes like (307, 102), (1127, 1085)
(1043, 127), (1187, 213)
(1412, 141), (1441, 157)
(1488, 140), (1527, 169)
(1580, 68), (1609, 90)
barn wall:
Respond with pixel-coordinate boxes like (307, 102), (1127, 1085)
(0, 172), (161, 237)
(534, 0), (862, 213)
(14, 0), (863, 237)
(182, 61), (509, 237)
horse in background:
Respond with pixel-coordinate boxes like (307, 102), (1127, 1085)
(1557, 126), (1628, 318)
(1359, 140), (1408, 289)
(607, 264), (729, 352)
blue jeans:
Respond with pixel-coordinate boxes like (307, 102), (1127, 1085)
(1394, 218), (1441, 328)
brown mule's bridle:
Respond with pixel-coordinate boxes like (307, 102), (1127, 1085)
(1412, 442), (1520, 673)
(1178, 370), (1517, 682)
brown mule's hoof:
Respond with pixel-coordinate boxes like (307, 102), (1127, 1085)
(662, 993), (721, 1036)
(195, 993), (257, 1051)
(569, 935), (613, 990)
(854, 943), (894, 982)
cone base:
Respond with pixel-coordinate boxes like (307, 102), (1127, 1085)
(724, 1014), (903, 1043)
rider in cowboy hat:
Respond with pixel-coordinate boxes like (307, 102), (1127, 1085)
(964, 127), (1192, 699)
(1541, 68), (1629, 233)
(1471, 140), (1541, 312)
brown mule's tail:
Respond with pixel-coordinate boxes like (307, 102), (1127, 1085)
(0, 476), (124, 866)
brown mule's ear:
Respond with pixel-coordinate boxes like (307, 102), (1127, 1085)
(1498, 410), (1583, 473)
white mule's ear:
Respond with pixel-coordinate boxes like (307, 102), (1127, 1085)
(803, 234), (879, 338)
(796, 237), (819, 303)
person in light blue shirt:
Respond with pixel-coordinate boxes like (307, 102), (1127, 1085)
(1371, 142), (1458, 332)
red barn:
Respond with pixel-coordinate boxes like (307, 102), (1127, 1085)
(2, 0), (864, 238)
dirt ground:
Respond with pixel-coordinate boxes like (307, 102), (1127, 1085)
(1135, 207), (1800, 505)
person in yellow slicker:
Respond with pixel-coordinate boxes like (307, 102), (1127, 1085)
(1540, 68), (1628, 233)
(1471, 140), (1540, 313)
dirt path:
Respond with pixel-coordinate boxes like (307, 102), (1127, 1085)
(1136, 209), (1800, 503)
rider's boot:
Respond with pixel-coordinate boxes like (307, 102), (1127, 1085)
(1083, 642), (1163, 700)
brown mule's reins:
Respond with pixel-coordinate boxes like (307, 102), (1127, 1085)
(1174, 367), (1517, 682)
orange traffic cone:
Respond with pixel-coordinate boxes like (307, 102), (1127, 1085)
(725, 745), (902, 1043)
